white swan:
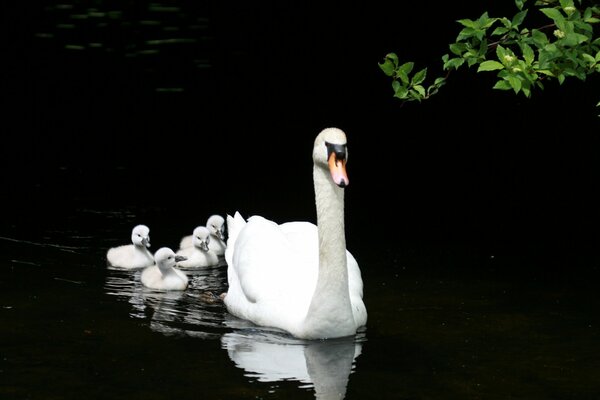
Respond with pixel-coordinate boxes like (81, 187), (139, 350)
(176, 226), (219, 268)
(106, 224), (154, 269)
(141, 247), (189, 290)
(179, 214), (226, 256)
(223, 127), (367, 340)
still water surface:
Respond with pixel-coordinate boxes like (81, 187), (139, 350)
(1, 204), (598, 399)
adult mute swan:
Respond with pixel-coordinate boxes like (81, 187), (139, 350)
(179, 215), (226, 256)
(223, 127), (367, 339)
(106, 224), (154, 269)
(176, 226), (219, 268)
(141, 247), (189, 290)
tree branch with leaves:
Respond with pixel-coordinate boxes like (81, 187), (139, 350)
(379, 0), (600, 112)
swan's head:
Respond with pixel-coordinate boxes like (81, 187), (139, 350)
(207, 214), (226, 240)
(131, 224), (151, 248)
(154, 247), (187, 272)
(313, 127), (349, 187)
(192, 226), (211, 252)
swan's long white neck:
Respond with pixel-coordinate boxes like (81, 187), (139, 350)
(302, 164), (354, 338)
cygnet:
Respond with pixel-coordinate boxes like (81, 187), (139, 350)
(106, 224), (154, 269)
(179, 214), (226, 256)
(177, 226), (219, 268)
(141, 247), (189, 290)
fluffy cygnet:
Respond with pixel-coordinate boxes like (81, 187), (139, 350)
(176, 226), (219, 268)
(141, 247), (189, 290)
(106, 224), (154, 269)
(179, 214), (226, 256)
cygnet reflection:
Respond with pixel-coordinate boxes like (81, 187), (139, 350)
(221, 324), (364, 400)
(104, 265), (227, 338)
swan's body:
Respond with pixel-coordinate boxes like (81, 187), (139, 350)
(223, 128), (367, 339)
(141, 247), (189, 290)
(176, 226), (219, 268)
(179, 215), (226, 256)
(106, 224), (154, 269)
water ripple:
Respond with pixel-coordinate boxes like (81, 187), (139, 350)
(104, 264), (228, 339)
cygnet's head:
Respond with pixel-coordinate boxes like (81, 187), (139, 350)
(206, 214), (225, 240)
(131, 224), (151, 248)
(313, 127), (349, 188)
(192, 226), (211, 252)
(154, 247), (187, 272)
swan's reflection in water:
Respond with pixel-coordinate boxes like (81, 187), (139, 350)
(221, 321), (366, 400)
(104, 262), (228, 339)
(105, 262), (365, 399)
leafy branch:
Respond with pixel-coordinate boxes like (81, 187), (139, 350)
(379, 0), (600, 112)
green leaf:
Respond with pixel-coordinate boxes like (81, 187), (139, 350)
(478, 12), (496, 29)
(540, 8), (565, 23)
(433, 77), (446, 86)
(393, 84), (409, 99)
(561, 32), (589, 46)
(397, 70), (409, 85)
(378, 60), (395, 76)
(413, 85), (426, 97)
(457, 18), (476, 28)
(449, 43), (467, 56)
(531, 29), (549, 48)
(496, 45), (508, 60)
(492, 27), (509, 36)
(521, 43), (535, 65)
(385, 53), (399, 64)
(478, 60), (505, 71)
(457, 27), (476, 41)
(398, 61), (414, 75)
(582, 53), (596, 64)
(493, 80), (512, 91)
(444, 57), (465, 70)
(396, 62), (414, 84)
(595, 50), (600, 62)
(512, 10), (528, 28)
(515, 0), (524, 11)
(537, 69), (555, 77)
(559, 0), (574, 11)
(507, 75), (522, 93)
(412, 68), (427, 85)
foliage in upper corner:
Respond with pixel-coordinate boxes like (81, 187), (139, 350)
(379, 0), (600, 112)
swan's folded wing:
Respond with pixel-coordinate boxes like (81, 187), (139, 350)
(232, 217), (318, 305)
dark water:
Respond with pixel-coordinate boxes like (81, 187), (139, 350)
(2, 203), (599, 399)
(3, 1), (600, 399)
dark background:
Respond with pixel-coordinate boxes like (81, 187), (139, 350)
(3, 1), (599, 275)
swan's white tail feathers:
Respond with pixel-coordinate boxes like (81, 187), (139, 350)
(225, 211), (246, 265)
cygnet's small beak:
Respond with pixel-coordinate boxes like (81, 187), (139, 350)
(200, 241), (209, 252)
(217, 229), (225, 241)
(175, 255), (187, 262)
(142, 237), (151, 248)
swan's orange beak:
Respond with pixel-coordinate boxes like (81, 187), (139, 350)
(328, 151), (349, 188)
